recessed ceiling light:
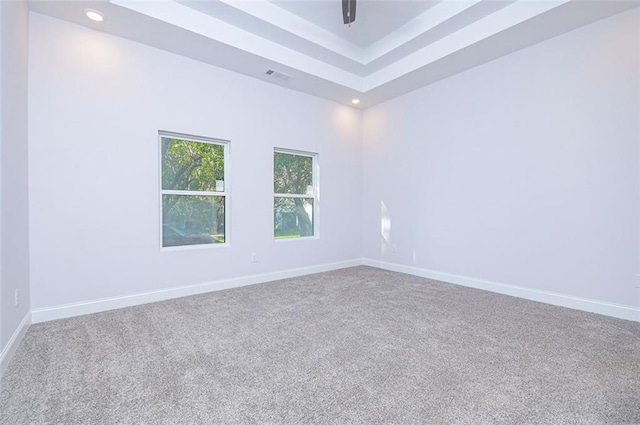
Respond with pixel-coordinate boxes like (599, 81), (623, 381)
(351, 99), (360, 105)
(85, 9), (104, 22)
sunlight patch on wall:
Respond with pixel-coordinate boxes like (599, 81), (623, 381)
(381, 200), (391, 254)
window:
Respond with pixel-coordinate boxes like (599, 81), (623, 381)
(160, 132), (228, 248)
(274, 149), (318, 239)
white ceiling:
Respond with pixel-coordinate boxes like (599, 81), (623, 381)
(271, 0), (440, 48)
(28, 0), (639, 108)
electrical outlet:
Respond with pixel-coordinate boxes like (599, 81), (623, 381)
(14, 289), (19, 307)
(251, 253), (258, 263)
(635, 274), (640, 288)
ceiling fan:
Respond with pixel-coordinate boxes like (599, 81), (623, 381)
(342, 0), (356, 26)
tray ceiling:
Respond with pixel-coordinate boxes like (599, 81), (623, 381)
(29, 0), (639, 108)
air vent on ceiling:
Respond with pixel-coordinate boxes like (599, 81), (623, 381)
(265, 69), (292, 83)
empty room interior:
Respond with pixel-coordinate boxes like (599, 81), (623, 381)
(1, 0), (639, 422)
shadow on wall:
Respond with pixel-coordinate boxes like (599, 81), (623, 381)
(381, 200), (420, 265)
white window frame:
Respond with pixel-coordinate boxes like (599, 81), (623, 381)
(159, 131), (230, 251)
(273, 148), (319, 241)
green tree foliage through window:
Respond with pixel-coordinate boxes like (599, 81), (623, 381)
(162, 139), (224, 191)
(161, 136), (227, 247)
(274, 151), (315, 238)
(274, 152), (312, 194)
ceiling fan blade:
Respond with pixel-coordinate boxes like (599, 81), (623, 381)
(342, 0), (356, 25)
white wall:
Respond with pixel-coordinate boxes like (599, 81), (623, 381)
(25, 8), (640, 318)
(1, 0), (30, 351)
(28, 13), (362, 310)
(362, 9), (639, 308)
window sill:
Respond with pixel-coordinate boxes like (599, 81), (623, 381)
(160, 242), (230, 252)
(274, 236), (319, 243)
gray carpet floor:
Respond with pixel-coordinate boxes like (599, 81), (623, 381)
(1, 266), (639, 424)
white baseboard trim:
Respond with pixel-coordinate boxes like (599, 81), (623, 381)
(364, 258), (640, 322)
(0, 312), (31, 378)
(29, 258), (640, 325)
(31, 259), (363, 324)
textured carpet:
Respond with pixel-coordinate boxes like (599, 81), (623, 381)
(1, 266), (639, 424)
